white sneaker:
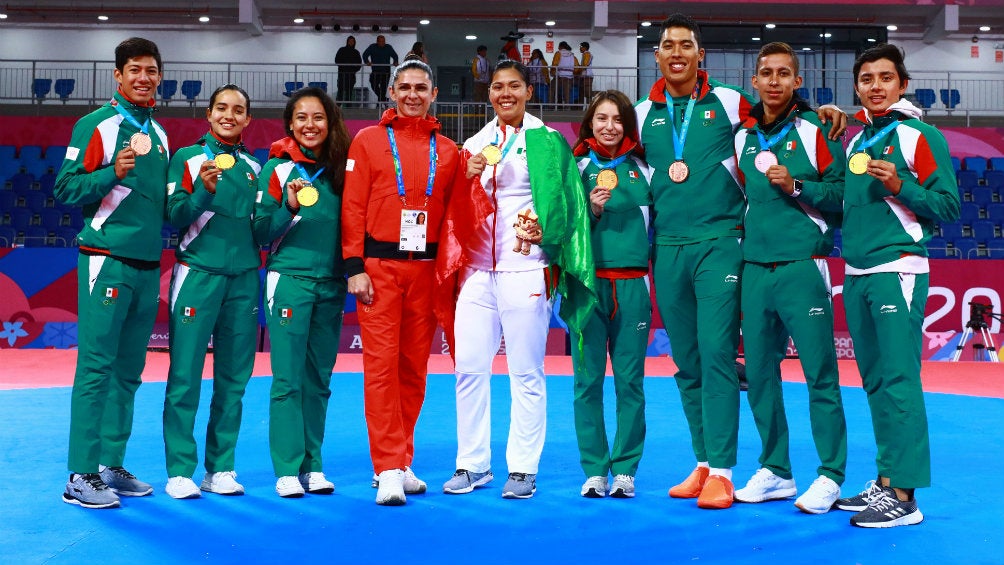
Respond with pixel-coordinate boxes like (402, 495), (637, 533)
(580, 475), (608, 498)
(166, 476), (201, 499)
(276, 475), (305, 498)
(201, 471), (244, 495)
(610, 474), (636, 498)
(404, 467), (427, 494)
(795, 475), (841, 514)
(734, 468), (797, 503)
(298, 472), (335, 494)
(375, 469), (406, 506)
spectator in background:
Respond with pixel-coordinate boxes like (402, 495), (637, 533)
(499, 31), (523, 62)
(335, 36), (362, 106)
(576, 42), (594, 105)
(404, 41), (428, 64)
(363, 35), (399, 102)
(552, 41), (577, 105)
(527, 49), (550, 104)
(471, 45), (491, 103)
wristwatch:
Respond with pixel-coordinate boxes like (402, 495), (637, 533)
(790, 179), (803, 198)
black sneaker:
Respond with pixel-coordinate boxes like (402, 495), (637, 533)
(833, 479), (884, 511)
(850, 488), (924, 528)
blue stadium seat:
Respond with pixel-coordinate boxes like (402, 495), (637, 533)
(0, 225), (16, 247)
(0, 158), (21, 182)
(9, 208), (34, 230)
(0, 191), (16, 211)
(990, 157), (1004, 171)
(307, 81), (328, 92)
(927, 236), (949, 259)
(950, 156), (961, 172)
(54, 79), (75, 103)
(971, 186), (993, 209)
(957, 170), (980, 190)
(984, 170), (1004, 191)
(158, 79), (178, 103)
(0, 145), (15, 161)
(940, 88), (961, 109)
(181, 80), (202, 104)
(38, 209), (63, 228)
(963, 156), (988, 175)
(959, 202), (981, 224)
(972, 219), (996, 242)
(7, 172), (35, 193)
(21, 191), (47, 212)
(795, 87), (809, 101)
(21, 225), (49, 247)
(914, 89), (936, 109)
(54, 227), (79, 247)
(952, 237), (978, 259)
(68, 209), (83, 229)
(38, 172), (57, 194)
(986, 202), (1004, 223)
(284, 81), (305, 97)
(32, 78), (52, 101)
(21, 157), (48, 179)
(939, 221), (964, 241)
(44, 146), (67, 171)
(814, 87), (833, 106)
(19, 146), (43, 162)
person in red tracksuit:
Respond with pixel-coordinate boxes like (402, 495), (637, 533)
(342, 60), (464, 506)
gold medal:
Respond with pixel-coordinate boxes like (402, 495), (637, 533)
(297, 184), (319, 207)
(596, 169), (618, 190)
(848, 152), (870, 175)
(668, 160), (689, 183)
(129, 132), (152, 155)
(214, 153), (236, 170)
(481, 144), (502, 166)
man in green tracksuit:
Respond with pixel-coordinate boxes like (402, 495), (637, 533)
(162, 84), (262, 500)
(731, 42), (847, 515)
(56, 37), (168, 509)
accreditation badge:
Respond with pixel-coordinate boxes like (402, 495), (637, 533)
(399, 209), (427, 252)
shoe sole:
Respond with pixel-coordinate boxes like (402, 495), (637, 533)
(851, 510), (924, 528)
(62, 493), (120, 509)
(376, 495), (407, 506)
(201, 486), (245, 496)
(443, 474), (493, 494)
(277, 491), (305, 498)
(581, 488), (605, 498)
(833, 502), (869, 512)
(306, 486), (335, 494)
(109, 487), (153, 497)
(502, 487), (536, 499)
(610, 489), (635, 499)
(795, 500), (834, 514)
(734, 487), (798, 503)
(168, 489), (202, 499)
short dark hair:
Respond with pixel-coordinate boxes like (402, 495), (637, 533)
(477, 45), (487, 52)
(580, 42), (590, 50)
(574, 90), (638, 152)
(283, 86), (350, 193)
(559, 41), (572, 51)
(853, 43), (910, 83)
(115, 37), (162, 73)
(492, 60), (530, 85)
(208, 84), (251, 114)
(756, 42), (799, 76)
(660, 13), (702, 49)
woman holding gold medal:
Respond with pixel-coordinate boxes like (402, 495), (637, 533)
(253, 86), (352, 498)
(435, 60), (595, 499)
(162, 84), (263, 499)
(570, 90), (653, 499)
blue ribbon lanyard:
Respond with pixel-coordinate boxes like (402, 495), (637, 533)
(588, 149), (629, 171)
(112, 101), (150, 136)
(294, 163), (325, 185)
(756, 122), (795, 153)
(493, 126), (522, 164)
(852, 120), (900, 155)
(201, 144), (235, 162)
(386, 126), (438, 204)
(665, 88), (698, 162)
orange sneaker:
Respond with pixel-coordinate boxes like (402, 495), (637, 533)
(668, 466), (710, 498)
(697, 475), (735, 509)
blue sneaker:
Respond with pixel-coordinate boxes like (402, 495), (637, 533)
(99, 465), (153, 497)
(443, 469), (493, 494)
(502, 472), (536, 499)
(850, 488), (924, 528)
(63, 473), (120, 509)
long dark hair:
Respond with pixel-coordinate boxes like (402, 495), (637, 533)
(282, 86), (350, 193)
(574, 90), (637, 151)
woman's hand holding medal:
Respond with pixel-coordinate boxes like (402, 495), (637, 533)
(284, 178), (306, 215)
(589, 186), (611, 217)
(198, 159), (223, 194)
(466, 151), (488, 180)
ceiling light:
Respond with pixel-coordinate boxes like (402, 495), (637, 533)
(640, 21), (652, 27)
(979, 25), (991, 32)
(867, 38), (876, 42)
(293, 18), (304, 24)
(752, 37), (760, 41)
(802, 47), (811, 51)
(97, 15), (108, 21)
(637, 35), (643, 39)
(886, 25), (898, 31)
(765, 23), (776, 29)
(545, 21), (556, 26)
(466, 35), (477, 40)
(419, 19), (430, 25)
(0, 13), (8, 19)
(199, 16), (210, 23)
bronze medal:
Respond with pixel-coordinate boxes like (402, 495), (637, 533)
(481, 144), (503, 166)
(754, 150), (778, 174)
(129, 132), (152, 155)
(848, 152), (871, 175)
(596, 169), (618, 190)
(668, 160), (689, 183)
(297, 184), (319, 207)
(214, 153), (236, 170)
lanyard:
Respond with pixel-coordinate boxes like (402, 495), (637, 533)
(588, 149), (629, 171)
(201, 144), (236, 161)
(386, 126), (438, 201)
(665, 88), (697, 162)
(113, 102), (149, 135)
(756, 122), (795, 152)
(493, 126), (521, 164)
(295, 163), (325, 184)
(853, 120), (900, 154)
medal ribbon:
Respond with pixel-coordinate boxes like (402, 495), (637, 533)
(112, 102), (150, 136)
(852, 120), (900, 155)
(665, 87), (698, 162)
(588, 150), (629, 171)
(202, 144), (237, 162)
(386, 126), (438, 201)
(492, 126), (522, 164)
(294, 163), (326, 184)
(755, 122), (795, 153)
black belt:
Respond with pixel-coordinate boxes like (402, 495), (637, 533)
(364, 237), (438, 260)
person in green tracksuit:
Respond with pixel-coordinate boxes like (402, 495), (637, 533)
(635, 14), (846, 510)
(253, 86), (352, 499)
(833, 44), (959, 529)
(162, 84), (262, 500)
(56, 37), (168, 509)
(571, 90), (653, 500)
(730, 43), (847, 516)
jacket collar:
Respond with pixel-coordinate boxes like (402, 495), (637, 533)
(647, 70), (711, 105)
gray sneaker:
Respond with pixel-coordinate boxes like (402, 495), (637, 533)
(63, 473), (121, 509)
(502, 472), (536, 499)
(443, 469), (494, 494)
(610, 474), (636, 498)
(99, 465), (153, 497)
